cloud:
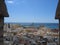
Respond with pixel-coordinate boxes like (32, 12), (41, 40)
(7, 1), (14, 4)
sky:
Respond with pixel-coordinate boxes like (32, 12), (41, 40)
(5, 0), (58, 23)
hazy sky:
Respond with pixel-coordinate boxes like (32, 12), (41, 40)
(5, 0), (58, 23)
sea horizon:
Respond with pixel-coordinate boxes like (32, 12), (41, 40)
(4, 22), (58, 29)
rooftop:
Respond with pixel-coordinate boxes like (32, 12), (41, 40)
(0, 0), (9, 17)
(55, 0), (60, 19)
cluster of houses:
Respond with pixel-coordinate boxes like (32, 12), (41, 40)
(0, 0), (59, 45)
(3, 23), (59, 45)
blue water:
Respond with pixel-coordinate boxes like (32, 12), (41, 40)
(5, 23), (58, 29)
(19, 23), (58, 29)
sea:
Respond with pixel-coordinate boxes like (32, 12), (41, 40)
(5, 23), (59, 29)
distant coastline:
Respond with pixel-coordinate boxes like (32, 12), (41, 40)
(4, 22), (58, 29)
